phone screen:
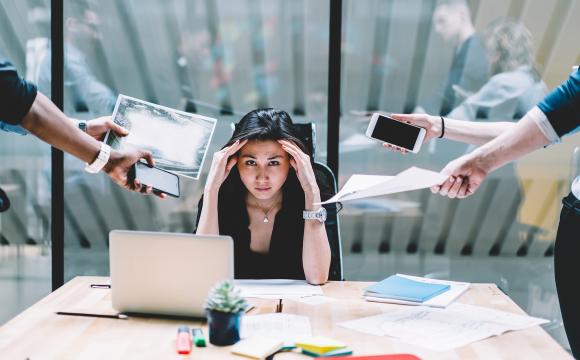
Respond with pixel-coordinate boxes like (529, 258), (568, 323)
(371, 115), (421, 150)
(134, 162), (180, 197)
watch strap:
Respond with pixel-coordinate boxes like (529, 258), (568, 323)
(85, 142), (111, 174)
(303, 207), (327, 223)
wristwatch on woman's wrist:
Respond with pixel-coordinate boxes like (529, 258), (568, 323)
(303, 207), (327, 223)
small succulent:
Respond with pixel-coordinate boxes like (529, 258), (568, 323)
(205, 280), (248, 314)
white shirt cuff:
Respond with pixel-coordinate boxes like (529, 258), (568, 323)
(528, 106), (560, 145)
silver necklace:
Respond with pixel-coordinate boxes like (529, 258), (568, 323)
(251, 201), (280, 223)
(259, 203), (278, 223)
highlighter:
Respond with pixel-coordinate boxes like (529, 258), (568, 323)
(192, 328), (206, 347)
(176, 326), (192, 354)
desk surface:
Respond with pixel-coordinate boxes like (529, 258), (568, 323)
(0, 276), (571, 359)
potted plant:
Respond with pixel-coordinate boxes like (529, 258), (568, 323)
(205, 280), (248, 346)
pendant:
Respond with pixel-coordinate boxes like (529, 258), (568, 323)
(263, 217), (269, 223)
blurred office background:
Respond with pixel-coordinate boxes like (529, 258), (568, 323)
(1, 0), (579, 352)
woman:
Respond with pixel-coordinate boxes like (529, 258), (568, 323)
(195, 108), (331, 284)
(447, 19), (546, 121)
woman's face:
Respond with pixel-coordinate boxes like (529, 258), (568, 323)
(237, 140), (291, 200)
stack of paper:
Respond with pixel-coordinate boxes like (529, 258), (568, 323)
(364, 275), (450, 304)
(365, 274), (470, 308)
(295, 337), (352, 357)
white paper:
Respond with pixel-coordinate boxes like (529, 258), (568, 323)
(295, 295), (337, 306)
(234, 279), (323, 299)
(241, 313), (312, 343)
(338, 303), (549, 351)
(365, 274), (470, 308)
(319, 167), (447, 204)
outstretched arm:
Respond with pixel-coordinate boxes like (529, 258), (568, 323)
(432, 113), (551, 198)
(20, 92), (161, 196)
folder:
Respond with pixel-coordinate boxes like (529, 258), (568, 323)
(365, 275), (450, 303)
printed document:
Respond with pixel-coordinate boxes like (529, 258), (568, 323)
(319, 167), (447, 204)
(338, 303), (548, 351)
(241, 313), (312, 343)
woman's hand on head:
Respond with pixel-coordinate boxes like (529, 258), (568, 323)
(278, 140), (319, 199)
(204, 139), (248, 193)
(382, 113), (442, 154)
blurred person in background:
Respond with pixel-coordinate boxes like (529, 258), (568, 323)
(424, 0), (489, 116)
(27, 0), (116, 118)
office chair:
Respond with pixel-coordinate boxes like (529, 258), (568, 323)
(232, 121), (344, 280)
(313, 161), (344, 281)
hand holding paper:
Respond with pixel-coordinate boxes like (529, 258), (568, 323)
(319, 167), (447, 205)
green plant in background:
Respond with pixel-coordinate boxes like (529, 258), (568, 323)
(205, 280), (248, 314)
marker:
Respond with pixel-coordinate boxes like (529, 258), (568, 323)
(176, 326), (192, 354)
(191, 328), (206, 347)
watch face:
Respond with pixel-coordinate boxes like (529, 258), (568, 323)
(317, 207), (327, 222)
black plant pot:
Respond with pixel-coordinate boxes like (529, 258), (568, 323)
(207, 310), (242, 346)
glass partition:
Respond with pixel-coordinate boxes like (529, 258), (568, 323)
(61, 0), (330, 279)
(0, 1), (52, 323)
(340, 0), (579, 349)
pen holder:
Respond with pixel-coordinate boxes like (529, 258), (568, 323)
(207, 310), (242, 346)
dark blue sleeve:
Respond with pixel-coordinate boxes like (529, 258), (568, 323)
(0, 60), (38, 125)
(537, 67), (580, 137)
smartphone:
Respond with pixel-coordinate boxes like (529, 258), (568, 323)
(365, 113), (426, 153)
(129, 161), (180, 198)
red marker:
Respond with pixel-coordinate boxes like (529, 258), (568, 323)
(176, 326), (192, 354)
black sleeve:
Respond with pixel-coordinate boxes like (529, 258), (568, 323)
(0, 60), (38, 125)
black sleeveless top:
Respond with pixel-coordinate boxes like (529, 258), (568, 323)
(195, 167), (311, 279)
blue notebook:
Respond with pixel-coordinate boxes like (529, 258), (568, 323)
(365, 275), (450, 303)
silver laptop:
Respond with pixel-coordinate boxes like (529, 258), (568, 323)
(109, 230), (234, 317)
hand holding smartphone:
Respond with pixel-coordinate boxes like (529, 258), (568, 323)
(129, 161), (180, 198)
(365, 113), (426, 153)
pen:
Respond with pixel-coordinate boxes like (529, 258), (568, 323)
(90, 284), (111, 289)
(191, 327), (206, 347)
(176, 326), (192, 354)
(245, 306), (256, 314)
(56, 311), (128, 320)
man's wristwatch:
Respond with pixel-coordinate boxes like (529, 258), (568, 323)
(303, 207), (327, 223)
(85, 142), (111, 174)
(78, 120), (88, 133)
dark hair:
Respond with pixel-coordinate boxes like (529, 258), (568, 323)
(223, 108), (309, 155)
(215, 108), (308, 221)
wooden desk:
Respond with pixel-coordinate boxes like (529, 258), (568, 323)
(0, 276), (571, 359)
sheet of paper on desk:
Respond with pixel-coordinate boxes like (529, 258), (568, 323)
(241, 313), (312, 343)
(338, 303), (548, 351)
(234, 279), (323, 299)
(318, 167), (447, 205)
